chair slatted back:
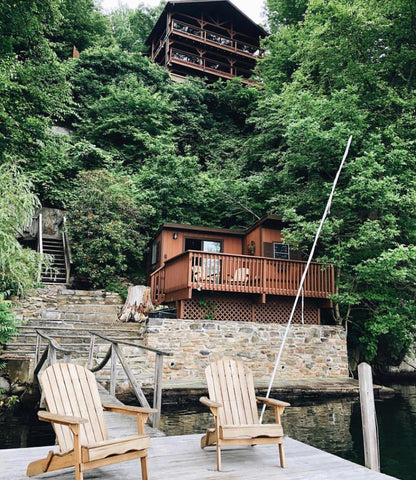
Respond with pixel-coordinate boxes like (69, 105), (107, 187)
(40, 363), (109, 453)
(205, 359), (259, 426)
(234, 268), (249, 283)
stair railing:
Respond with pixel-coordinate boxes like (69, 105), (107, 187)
(36, 212), (43, 283)
(61, 215), (72, 284)
(33, 329), (72, 381)
(88, 330), (172, 429)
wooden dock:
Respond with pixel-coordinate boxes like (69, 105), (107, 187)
(2, 409), (398, 480)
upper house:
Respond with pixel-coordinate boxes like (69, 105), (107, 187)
(149, 216), (335, 324)
(145, 0), (268, 84)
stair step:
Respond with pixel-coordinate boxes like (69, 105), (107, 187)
(8, 286), (140, 360)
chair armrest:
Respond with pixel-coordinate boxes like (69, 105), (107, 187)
(200, 396), (222, 415)
(38, 411), (88, 426)
(102, 403), (157, 415)
(256, 397), (291, 408)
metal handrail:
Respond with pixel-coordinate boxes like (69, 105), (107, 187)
(61, 216), (72, 284)
(36, 213), (43, 282)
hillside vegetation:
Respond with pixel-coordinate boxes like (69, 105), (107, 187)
(0, 0), (415, 368)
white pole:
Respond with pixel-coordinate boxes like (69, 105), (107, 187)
(260, 135), (352, 423)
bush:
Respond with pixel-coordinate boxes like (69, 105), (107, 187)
(0, 299), (19, 347)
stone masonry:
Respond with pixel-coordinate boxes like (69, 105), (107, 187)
(4, 287), (349, 395)
(145, 318), (349, 385)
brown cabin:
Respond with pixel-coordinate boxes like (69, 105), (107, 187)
(145, 0), (267, 84)
(149, 216), (335, 324)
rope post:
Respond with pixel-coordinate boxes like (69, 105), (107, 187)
(88, 334), (96, 370)
(110, 344), (117, 397)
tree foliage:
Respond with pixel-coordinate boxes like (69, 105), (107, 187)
(66, 170), (154, 289)
(1, 0), (415, 366)
(0, 163), (46, 296)
(254, 0), (416, 364)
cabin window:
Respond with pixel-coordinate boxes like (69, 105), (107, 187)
(151, 241), (160, 265)
(273, 243), (290, 259)
(184, 238), (222, 253)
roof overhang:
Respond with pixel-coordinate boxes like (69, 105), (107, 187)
(145, 0), (268, 46)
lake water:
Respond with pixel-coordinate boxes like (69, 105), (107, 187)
(2, 382), (416, 480)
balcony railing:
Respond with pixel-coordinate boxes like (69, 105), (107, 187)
(170, 19), (264, 59)
(150, 251), (335, 305)
(169, 48), (254, 80)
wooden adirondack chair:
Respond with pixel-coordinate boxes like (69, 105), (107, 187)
(200, 358), (290, 471)
(227, 267), (250, 285)
(27, 363), (156, 480)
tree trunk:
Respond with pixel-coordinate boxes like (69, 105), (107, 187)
(118, 286), (154, 323)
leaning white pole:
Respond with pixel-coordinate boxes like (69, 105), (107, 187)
(260, 135), (352, 423)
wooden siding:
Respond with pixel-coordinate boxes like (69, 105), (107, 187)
(244, 227), (261, 256)
(150, 251), (334, 305)
(262, 227), (284, 244)
(158, 231), (243, 265)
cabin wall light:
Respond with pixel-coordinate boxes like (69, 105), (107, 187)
(173, 232), (178, 239)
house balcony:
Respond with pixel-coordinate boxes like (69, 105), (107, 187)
(168, 48), (258, 84)
(169, 19), (265, 61)
(150, 251), (335, 306)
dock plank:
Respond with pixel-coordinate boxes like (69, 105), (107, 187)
(2, 433), (397, 480)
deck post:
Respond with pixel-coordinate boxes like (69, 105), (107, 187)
(152, 353), (164, 428)
(110, 344), (117, 397)
(358, 362), (380, 471)
(35, 333), (41, 365)
(47, 344), (56, 367)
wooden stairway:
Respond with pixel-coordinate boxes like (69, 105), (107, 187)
(41, 236), (67, 284)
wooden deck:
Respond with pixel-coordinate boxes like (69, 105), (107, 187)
(2, 382), (397, 479)
(3, 407), (398, 480)
(151, 250), (334, 304)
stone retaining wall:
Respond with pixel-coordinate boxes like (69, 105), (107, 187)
(146, 318), (349, 384)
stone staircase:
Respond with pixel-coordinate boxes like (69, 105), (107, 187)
(5, 286), (145, 363)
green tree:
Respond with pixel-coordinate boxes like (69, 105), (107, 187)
(253, 0), (416, 364)
(109, 3), (164, 53)
(49, 0), (112, 59)
(0, 162), (46, 296)
(66, 170), (154, 288)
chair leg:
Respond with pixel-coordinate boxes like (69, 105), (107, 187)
(71, 425), (83, 480)
(216, 442), (222, 471)
(278, 442), (285, 468)
(140, 455), (149, 480)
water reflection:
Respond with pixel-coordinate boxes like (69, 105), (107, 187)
(159, 398), (363, 465)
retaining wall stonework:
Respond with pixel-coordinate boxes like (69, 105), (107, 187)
(146, 318), (349, 384)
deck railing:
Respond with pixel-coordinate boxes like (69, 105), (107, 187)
(150, 251), (335, 304)
(169, 48), (254, 79)
(170, 19), (264, 59)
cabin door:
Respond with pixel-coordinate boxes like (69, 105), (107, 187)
(185, 239), (222, 280)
